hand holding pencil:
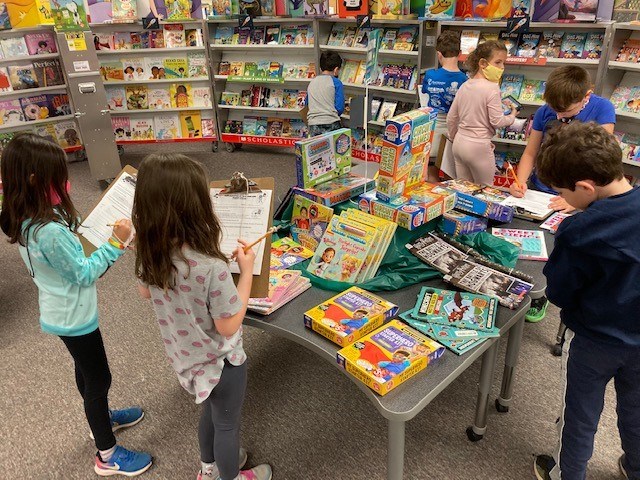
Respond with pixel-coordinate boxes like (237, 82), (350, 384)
(506, 163), (527, 198)
(232, 239), (256, 275)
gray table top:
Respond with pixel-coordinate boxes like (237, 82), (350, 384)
(245, 216), (551, 422)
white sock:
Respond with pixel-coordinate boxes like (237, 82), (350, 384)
(201, 461), (216, 474)
(99, 445), (117, 462)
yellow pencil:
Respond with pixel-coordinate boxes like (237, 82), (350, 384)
(506, 163), (524, 191)
(243, 226), (277, 253)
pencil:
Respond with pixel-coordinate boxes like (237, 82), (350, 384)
(107, 223), (119, 227)
(243, 226), (277, 253)
(506, 163), (524, 191)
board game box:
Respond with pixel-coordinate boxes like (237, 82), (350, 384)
(294, 128), (352, 189)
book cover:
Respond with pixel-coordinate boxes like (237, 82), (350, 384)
(479, 31), (499, 44)
(540, 212), (570, 234)
(353, 28), (370, 49)
(537, 31), (564, 58)
(88, 0), (113, 24)
(250, 270), (302, 308)
(491, 228), (549, 261)
(291, 194), (334, 251)
(229, 61), (244, 77)
(201, 117), (215, 138)
(185, 28), (203, 47)
(165, 0), (192, 19)
(125, 85), (148, 110)
(147, 86), (171, 109)
(187, 52), (207, 78)
(267, 117), (283, 136)
(54, 120), (81, 147)
(0, 99), (25, 125)
(393, 26), (417, 51)
(242, 116), (258, 135)
(251, 26), (265, 45)
(0, 67), (12, 92)
(0, 3), (11, 29)
(131, 117), (155, 141)
(213, 26), (234, 45)
(106, 86), (127, 111)
(142, 57), (163, 80)
(560, 32), (587, 59)
(617, 39), (640, 62)
(100, 61), (124, 82)
(112, 0), (137, 21)
(381, 28), (398, 50)
(191, 86), (211, 107)
(341, 26), (357, 48)
(559, 0), (598, 22)
(111, 116), (131, 141)
(24, 32), (57, 55)
(32, 59), (64, 87)
(20, 94), (49, 121)
(499, 31), (520, 56)
(340, 60), (360, 84)
(583, 32), (604, 59)
(460, 30), (481, 55)
(6, 0), (53, 29)
(622, 87), (640, 113)
(1, 37), (29, 57)
(218, 61), (230, 76)
(516, 32), (541, 58)
(150, 30), (165, 48)
(411, 286), (499, 332)
(220, 92), (240, 106)
(8, 65), (38, 90)
(94, 34), (115, 51)
(170, 83), (192, 108)
(45, 93), (71, 117)
(423, 0), (456, 18)
(163, 57), (188, 78)
(121, 57), (146, 81)
(265, 25), (280, 45)
(164, 24), (186, 48)
(270, 236), (314, 269)
(519, 79), (542, 102)
(154, 113), (180, 139)
(33, 123), (58, 144)
(113, 33), (132, 51)
(303, 0), (327, 14)
(377, 101), (397, 122)
(328, 24), (346, 46)
(405, 232), (471, 275)
(610, 85), (632, 110)
(500, 74), (524, 99)
(294, 128), (352, 189)
(179, 111), (201, 138)
(336, 320), (445, 396)
(304, 286), (399, 347)
(280, 26), (296, 45)
(223, 120), (242, 133)
(130, 32), (149, 49)
(294, 173), (374, 206)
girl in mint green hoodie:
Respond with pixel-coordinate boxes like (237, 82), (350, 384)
(0, 134), (152, 477)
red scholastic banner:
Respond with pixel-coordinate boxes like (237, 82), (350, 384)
(352, 148), (382, 163)
(221, 133), (300, 147)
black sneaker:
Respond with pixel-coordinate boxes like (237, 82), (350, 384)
(534, 454), (555, 480)
(620, 455), (629, 479)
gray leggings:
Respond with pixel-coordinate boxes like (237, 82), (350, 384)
(198, 359), (247, 480)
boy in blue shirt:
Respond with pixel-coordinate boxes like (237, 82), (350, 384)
(306, 51), (345, 137)
(533, 122), (640, 480)
(421, 30), (468, 180)
(508, 66), (616, 322)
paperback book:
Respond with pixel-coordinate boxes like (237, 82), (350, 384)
(270, 236), (314, 270)
(112, 116), (131, 141)
(540, 212), (571, 234)
(24, 32), (57, 55)
(147, 87), (171, 109)
(291, 194), (334, 251)
(106, 87), (127, 111)
(491, 228), (549, 261)
(560, 33), (587, 59)
(154, 113), (180, 139)
(32, 59), (64, 87)
(8, 65), (38, 90)
(537, 31), (564, 58)
(131, 117), (155, 140)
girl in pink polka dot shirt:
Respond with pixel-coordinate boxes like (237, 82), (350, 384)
(133, 154), (272, 480)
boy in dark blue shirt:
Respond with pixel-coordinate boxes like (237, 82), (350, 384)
(421, 30), (468, 180)
(533, 122), (640, 480)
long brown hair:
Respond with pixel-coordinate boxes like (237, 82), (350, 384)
(133, 153), (227, 289)
(465, 40), (507, 77)
(0, 133), (79, 245)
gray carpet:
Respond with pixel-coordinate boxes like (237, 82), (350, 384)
(0, 143), (623, 480)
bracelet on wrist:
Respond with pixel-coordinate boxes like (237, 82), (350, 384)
(108, 237), (125, 250)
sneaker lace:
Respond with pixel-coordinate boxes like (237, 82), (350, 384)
(117, 448), (137, 464)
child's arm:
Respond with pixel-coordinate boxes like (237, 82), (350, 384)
(487, 90), (517, 129)
(509, 128), (543, 197)
(543, 235), (593, 309)
(137, 283), (151, 299)
(333, 77), (345, 116)
(446, 95), (460, 139)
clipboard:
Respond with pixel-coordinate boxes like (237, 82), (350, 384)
(78, 165), (138, 257)
(210, 177), (275, 298)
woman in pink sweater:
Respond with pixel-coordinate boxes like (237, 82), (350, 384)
(447, 40), (517, 185)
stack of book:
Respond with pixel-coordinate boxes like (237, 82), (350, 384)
(340, 60), (418, 91)
(94, 26), (204, 51)
(213, 24), (313, 46)
(106, 83), (211, 111)
(100, 51), (207, 82)
(248, 269), (310, 315)
(398, 287), (500, 355)
(0, 91), (70, 126)
(0, 57), (64, 94)
(219, 61), (316, 80)
(326, 25), (418, 51)
(223, 116), (308, 138)
(111, 112), (215, 141)
(220, 87), (306, 109)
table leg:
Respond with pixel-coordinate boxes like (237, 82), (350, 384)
(495, 316), (526, 414)
(467, 340), (500, 442)
(387, 419), (405, 480)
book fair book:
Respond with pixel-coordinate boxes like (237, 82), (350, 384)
(24, 32), (57, 55)
(250, 270), (302, 308)
(539, 212), (570, 234)
(491, 228), (549, 261)
(290, 195), (334, 251)
(270, 236), (314, 270)
(248, 274), (311, 315)
(498, 189), (554, 221)
(304, 287), (398, 347)
(336, 320), (445, 396)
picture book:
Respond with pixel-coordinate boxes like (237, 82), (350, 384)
(500, 74), (524, 99)
(112, 0), (137, 21)
(394, 26), (417, 51)
(170, 83), (192, 108)
(154, 113), (180, 140)
(406, 232), (472, 275)
(399, 311), (487, 356)
(106, 87), (126, 111)
(583, 32), (604, 59)
(46, 93), (71, 117)
(377, 101), (398, 122)
(179, 111), (201, 138)
(93, 33), (114, 51)
(218, 61), (230, 76)
(33, 123), (58, 144)
(622, 87), (640, 113)
(537, 31), (564, 58)
(492, 228), (548, 261)
(540, 212), (570, 234)
(201, 117), (215, 138)
(336, 320), (445, 396)
(270, 236), (314, 270)
(131, 31), (149, 50)
(248, 276), (311, 316)
(512, 0), (531, 15)
(185, 28), (203, 47)
(131, 117), (155, 141)
(164, 24), (186, 48)
(304, 287), (399, 347)
(410, 287), (499, 332)
(267, 117), (283, 137)
(294, 128), (352, 189)
(229, 61), (244, 77)
(617, 39), (640, 63)
(341, 26), (357, 48)
(112, 116), (131, 141)
(560, 32), (587, 59)
(328, 24), (346, 46)
(339, 60), (359, 84)
(0, 3), (11, 30)
(163, 57), (188, 79)
(32, 59), (64, 87)
(516, 32), (541, 58)
(0, 99), (25, 125)
(191, 87), (211, 107)
(559, 0), (598, 22)
(499, 31), (520, 57)
(499, 188), (554, 221)
(460, 30), (481, 55)
(1, 37), (28, 57)
(353, 28), (370, 49)
(381, 28), (398, 50)
(144, 86), (168, 109)
(54, 120), (81, 148)
(150, 30), (165, 48)
(519, 79), (542, 103)
(121, 57), (146, 81)
(422, 0), (457, 18)
(242, 116), (258, 135)
(250, 269), (302, 308)
(114, 32), (133, 50)
(125, 85), (148, 110)
(142, 58), (162, 80)
(265, 25), (280, 45)
(165, 0), (192, 19)
(291, 195), (334, 251)
(20, 94), (49, 121)
(479, 32), (499, 44)
(0, 67), (11, 92)
(8, 65), (38, 90)
(224, 120), (242, 134)
(251, 26), (265, 45)
(187, 52), (207, 78)
(279, 26), (296, 45)
(24, 32), (57, 55)
(214, 26), (234, 45)
(220, 92), (240, 106)
(303, 0), (327, 15)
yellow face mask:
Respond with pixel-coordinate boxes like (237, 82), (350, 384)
(482, 64), (504, 83)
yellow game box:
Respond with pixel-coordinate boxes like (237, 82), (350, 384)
(336, 319), (445, 396)
(303, 287), (398, 347)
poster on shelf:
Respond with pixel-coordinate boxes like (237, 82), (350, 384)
(5, 0), (53, 29)
(50, 0), (90, 31)
(455, 0), (512, 18)
(557, 0), (599, 22)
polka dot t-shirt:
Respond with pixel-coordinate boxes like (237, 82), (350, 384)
(148, 248), (246, 404)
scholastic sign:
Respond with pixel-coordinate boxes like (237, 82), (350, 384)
(221, 134), (299, 147)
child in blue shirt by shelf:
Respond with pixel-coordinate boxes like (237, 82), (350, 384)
(306, 51), (345, 137)
(421, 30), (468, 180)
(533, 122), (640, 480)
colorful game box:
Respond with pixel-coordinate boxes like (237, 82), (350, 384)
(304, 286), (399, 347)
(294, 128), (352, 189)
(292, 173), (374, 206)
(440, 210), (488, 236)
(336, 319), (445, 395)
(439, 180), (514, 223)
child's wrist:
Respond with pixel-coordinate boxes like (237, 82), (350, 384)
(108, 236), (125, 250)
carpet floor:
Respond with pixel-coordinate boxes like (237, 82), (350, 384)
(0, 143), (624, 480)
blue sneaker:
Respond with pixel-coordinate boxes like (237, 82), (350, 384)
(90, 407), (145, 439)
(94, 445), (152, 477)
